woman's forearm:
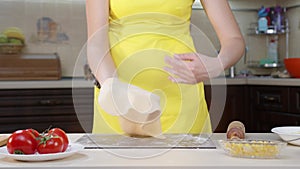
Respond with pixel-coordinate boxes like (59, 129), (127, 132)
(86, 0), (116, 84)
(218, 37), (245, 70)
(86, 30), (116, 84)
(201, 0), (245, 70)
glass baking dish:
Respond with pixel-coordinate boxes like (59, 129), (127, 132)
(218, 139), (287, 159)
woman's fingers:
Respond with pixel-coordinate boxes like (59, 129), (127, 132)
(165, 56), (195, 74)
(164, 65), (195, 81)
(164, 56), (198, 84)
(174, 53), (195, 61)
(164, 53), (223, 84)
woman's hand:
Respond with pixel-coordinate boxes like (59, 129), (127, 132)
(164, 53), (224, 84)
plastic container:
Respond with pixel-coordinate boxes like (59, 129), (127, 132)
(284, 58), (300, 78)
(218, 139), (286, 159)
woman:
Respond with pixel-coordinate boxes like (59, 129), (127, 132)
(85, 0), (245, 135)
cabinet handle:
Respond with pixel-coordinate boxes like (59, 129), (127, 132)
(39, 100), (62, 106)
(263, 96), (276, 101)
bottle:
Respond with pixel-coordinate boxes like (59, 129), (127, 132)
(268, 7), (276, 33)
(258, 17), (268, 33)
(229, 66), (235, 78)
(268, 38), (278, 63)
(275, 6), (283, 32)
(257, 6), (268, 33)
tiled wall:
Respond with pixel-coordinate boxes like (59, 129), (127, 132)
(0, 0), (299, 77)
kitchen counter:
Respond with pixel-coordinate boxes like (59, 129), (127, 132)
(204, 77), (300, 86)
(0, 133), (299, 168)
(0, 77), (94, 89)
(246, 77), (300, 86)
(0, 77), (299, 89)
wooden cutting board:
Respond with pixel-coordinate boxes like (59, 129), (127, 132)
(0, 135), (8, 147)
(0, 53), (61, 80)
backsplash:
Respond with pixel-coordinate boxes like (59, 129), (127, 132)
(0, 0), (87, 77)
(0, 0), (299, 77)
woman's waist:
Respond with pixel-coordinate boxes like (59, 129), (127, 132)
(109, 14), (191, 38)
(110, 23), (190, 38)
(109, 33), (196, 56)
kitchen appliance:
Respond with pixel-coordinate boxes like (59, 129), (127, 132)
(0, 53), (61, 80)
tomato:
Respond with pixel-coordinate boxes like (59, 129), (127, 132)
(37, 134), (64, 154)
(6, 130), (38, 155)
(48, 128), (69, 152)
(25, 128), (40, 138)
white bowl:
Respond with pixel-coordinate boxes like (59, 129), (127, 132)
(271, 127), (300, 146)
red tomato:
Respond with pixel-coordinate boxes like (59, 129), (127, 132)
(37, 135), (64, 154)
(25, 128), (40, 138)
(6, 130), (38, 155)
(48, 128), (69, 152)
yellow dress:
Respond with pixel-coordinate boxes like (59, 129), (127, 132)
(93, 0), (212, 134)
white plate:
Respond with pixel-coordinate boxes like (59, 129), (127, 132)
(0, 143), (84, 161)
(271, 126), (300, 146)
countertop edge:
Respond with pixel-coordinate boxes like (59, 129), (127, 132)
(1, 133), (299, 168)
(0, 77), (300, 89)
(0, 78), (94, 89)
(204, 77), (300, 86)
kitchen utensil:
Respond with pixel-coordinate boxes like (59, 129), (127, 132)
(0, 136), (8, 147)
(284, 58), (300, 78)
(0, 53), (61, 80)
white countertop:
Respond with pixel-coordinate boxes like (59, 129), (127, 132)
(0, 77), (94, 89)
(205, 77), (300, 86)
(0, 133), (299, 168)
(246, 77), (300, 86)
(0, 77), (300, 89)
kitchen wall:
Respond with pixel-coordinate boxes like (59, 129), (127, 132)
(192, 0), (300, 75)
(0, 0), (299, 77)
(0, 0), (87, 77)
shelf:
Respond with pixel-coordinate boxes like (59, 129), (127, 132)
(260, 62), (283, 68)
(247, 61), (283, 69)
(247, 24), (289, 35)
(247, 18), (289, 69)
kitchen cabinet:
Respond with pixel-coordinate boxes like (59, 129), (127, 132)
(1, 80), (299, 134)
(204, 85), (247, 132)
(254, 110), (300, 132)
(0, 88), (94, 133)
(250, 85), (300, 132)
(205, 84), (300, 133)
(290, 87), (300, 113)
